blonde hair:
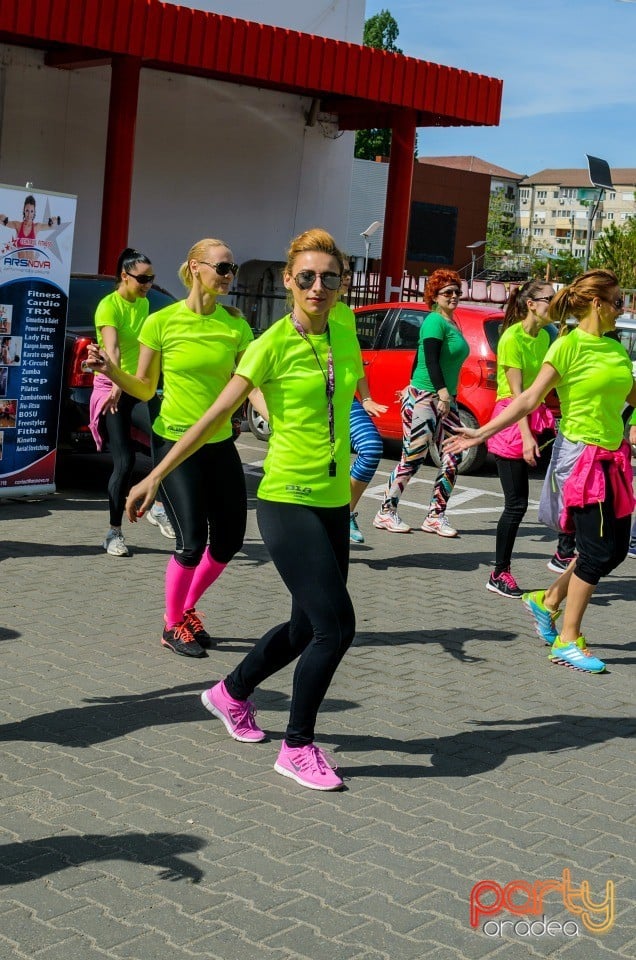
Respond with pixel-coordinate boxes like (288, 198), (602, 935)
(284, 228), (344, 276)
(178, 238), (231, 290)
(549, 269), (619, 335)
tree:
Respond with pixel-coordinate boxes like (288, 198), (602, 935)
(485, 188), (516, 265)
(589, 218), (636, 287)
(354, 11), (402, 161)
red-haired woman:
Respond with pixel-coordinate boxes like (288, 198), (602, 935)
(374, 269), (469, 536)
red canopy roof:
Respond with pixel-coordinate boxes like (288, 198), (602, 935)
(0, 0), (502, 130)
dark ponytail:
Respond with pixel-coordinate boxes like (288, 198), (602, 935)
(116, 247), (151, 278)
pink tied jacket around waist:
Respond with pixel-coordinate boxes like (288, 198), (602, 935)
(560, 440), (635, 533)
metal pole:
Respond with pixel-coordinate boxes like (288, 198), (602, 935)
(584, 188), (603, 270)
(470, 251), (476, 288)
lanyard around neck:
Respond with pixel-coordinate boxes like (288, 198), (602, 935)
(290, 312), (336, 477)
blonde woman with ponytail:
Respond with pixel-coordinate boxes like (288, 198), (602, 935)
(86, 238), (252, 659)
(446, 269), (636, 674)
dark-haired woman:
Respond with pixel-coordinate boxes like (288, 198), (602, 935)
(485, 280), (575, 599)
(89, 248), (174, 557)
(374, 268), (468, 536)
(446, 269), (636, 673)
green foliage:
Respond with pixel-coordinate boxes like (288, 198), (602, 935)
(485, 189), (516, 263)
(530, 253), (583, 284)
(363, 10), (402, 52)
(589, 219), (636, 287)
(354, 10), (402, 161)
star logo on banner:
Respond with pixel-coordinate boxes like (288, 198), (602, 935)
(39, 197), (71, 263)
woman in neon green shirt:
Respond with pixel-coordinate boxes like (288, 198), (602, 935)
(446, 270), (636, 674)
(125, 228), (363, 791)
(86, 238), (253, 659)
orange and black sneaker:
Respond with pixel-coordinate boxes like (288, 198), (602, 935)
(162, 619), (207, 658)
(184, 608), (215, 648)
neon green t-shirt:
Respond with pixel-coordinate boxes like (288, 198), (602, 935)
(411, 310), (469, 394)
(139, 300), (253, 443)
(236, 314), (364, 507)
(330, 300), (356, 334)
(496, 323), (551, 399)
(545, 327), (633, 449)
(94, 291), (149, 375)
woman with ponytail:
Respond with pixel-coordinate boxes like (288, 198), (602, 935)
(90, 247), (175, 557)
(446, 270), (636, 673)
(485, 279), (576, 598)
(86, 239), (253, 658)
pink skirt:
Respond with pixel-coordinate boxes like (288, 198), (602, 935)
(487, 398), (555, 460)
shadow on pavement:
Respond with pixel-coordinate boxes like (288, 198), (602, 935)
(353, 626), (518, 663)
(0, 681), (359, 747)
(323, 713), (636, 779)
(0, 832), (205, 885)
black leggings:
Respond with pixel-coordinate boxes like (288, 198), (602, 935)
(573, 466), (631, 585)
(104, 394), (156, 527)
(494, 456), (576, 573)
(225, 500), (355, 747)
(153, 435), (246, 568)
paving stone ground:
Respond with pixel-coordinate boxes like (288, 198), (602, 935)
(0, 441), (634, 960)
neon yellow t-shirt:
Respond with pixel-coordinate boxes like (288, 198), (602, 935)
(411, 310), (469, 394)
(330, 300), (356, 333)
(94, 291), (149, 375)
(545, 327), (633, 449)
(496, 323), (551, 399)
(236, 314), (364, 506)
(139, 300), (253, 443)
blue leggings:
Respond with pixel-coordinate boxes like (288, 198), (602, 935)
(350, 399), (383, 484)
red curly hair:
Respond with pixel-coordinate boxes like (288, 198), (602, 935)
(424, 269), (462, 308)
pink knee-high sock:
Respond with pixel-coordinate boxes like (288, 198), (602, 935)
(165, 556), (196, 628)
(184, 549), (227, 610)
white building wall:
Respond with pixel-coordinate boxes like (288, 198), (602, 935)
(345, 159), (388, 262)
(0, 0), (363, 291)
(164, 0), (365, 42)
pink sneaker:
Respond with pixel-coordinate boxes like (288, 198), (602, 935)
(200, 681), (266, 743)
(274, 742), (343, 791)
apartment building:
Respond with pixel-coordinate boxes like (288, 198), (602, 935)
(517, 168), (636, 259)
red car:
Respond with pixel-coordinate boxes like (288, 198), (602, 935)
(354, 301), (505, 473)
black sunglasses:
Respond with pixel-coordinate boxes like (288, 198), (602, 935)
(532, 295), (554, 304)
(126, 271), (155, 285)
(437, 288), (460, 297)
(293, 270), (342, 291)
(198, 260), (240, 277)
(609, 296), (625, 310)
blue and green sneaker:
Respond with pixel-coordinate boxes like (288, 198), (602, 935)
(548, 636), (606, 674)
(522, 590), (561, 645)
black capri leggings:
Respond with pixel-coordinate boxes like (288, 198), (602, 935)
(572, 464), (631, 585)
(153, 435), (247, 568)
(104, 394), (156, 527)
(225, 500), (355, 747)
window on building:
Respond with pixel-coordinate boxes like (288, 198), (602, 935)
(536, 190), (547, 199)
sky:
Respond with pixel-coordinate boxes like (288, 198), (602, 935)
(364, 0), (636, 177)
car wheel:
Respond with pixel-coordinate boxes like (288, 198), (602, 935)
(429, 408), (487, 475)
(246, 400), (271, 442)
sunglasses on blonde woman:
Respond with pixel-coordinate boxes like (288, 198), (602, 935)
(198, 260), (240, 277)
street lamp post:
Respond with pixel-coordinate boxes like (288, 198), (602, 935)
(466, 240), (487, 289)
(583, 154), (614, 269)
(360, 220), (382, 278)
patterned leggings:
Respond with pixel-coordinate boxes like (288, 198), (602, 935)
(350, 398), (383, 484)
(382, 385), (463, 517)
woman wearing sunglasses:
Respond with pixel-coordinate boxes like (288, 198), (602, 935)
(125, 228), (363, 791)
(374, 268), (469, 537)
(445, 270), (636, 674)
(89, 247), (175, 557)
(485, 280), (577, 599)
(86, 238), (252, 658)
